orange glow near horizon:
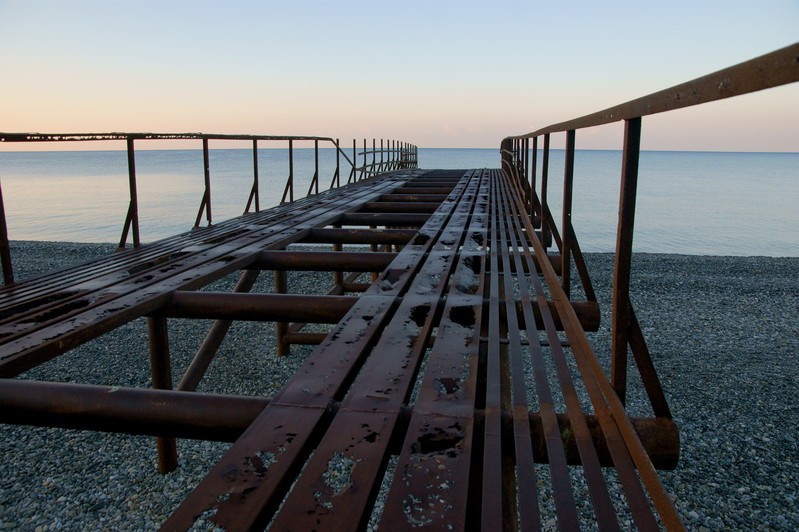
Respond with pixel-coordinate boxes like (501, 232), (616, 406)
(1, 2), (797, 152)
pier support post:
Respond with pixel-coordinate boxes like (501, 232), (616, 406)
(274, 268), (289, 356)
(147, 315), (178, 473)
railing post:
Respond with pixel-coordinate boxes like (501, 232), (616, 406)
(561, 130), (575, 298)
(203, 138), (212, 225)
(289, 139), (294, 202)
(371, 138), (376, 177)
(247, 139), (260, 213)
(274, 268), (289, 356)
(335, 138), (341, 188)
(379, 138), (384, 174)
(611, 117), (643, 405)
(541, 133), (551, 250)
(361, 138), (367, 180)
(349, 139), (357, 184)
(530, 137), (538, 221)
(194, 138), (213, 227)
(310, 139), (319, 195)
(0, 179), (13, 285)
(126, 137), (140, 247)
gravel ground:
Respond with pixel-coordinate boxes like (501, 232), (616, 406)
(0, 242), (797, 530)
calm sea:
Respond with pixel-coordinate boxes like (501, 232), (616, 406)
(0, 148), (796, 257)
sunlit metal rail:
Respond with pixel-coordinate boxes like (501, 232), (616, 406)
(501, 42), (799, 409)
(0, 43), (796, 529)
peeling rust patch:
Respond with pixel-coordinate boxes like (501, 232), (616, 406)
(448, 306), (475, 328)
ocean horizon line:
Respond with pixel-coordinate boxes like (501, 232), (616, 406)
(2, 146), (799, 155)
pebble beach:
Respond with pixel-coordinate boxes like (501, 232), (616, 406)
(0, 241), (797, 530)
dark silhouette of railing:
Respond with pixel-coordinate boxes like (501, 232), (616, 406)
(0, 133), (417, 283)
(500, 41), (798, 418)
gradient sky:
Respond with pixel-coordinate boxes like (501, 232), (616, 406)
(1, 0), (797, 150)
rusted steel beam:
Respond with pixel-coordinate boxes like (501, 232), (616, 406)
(393, 187), (453, 195)
(254, 250), (396, 272)
(339, 282), (371, 292)
(177, 269), (261, 392)
(162, 292), (358, 323)
(0, 379), (678, 469)
(361, 201), (440, 213)
(283, 332), (328, 345)
(378, 193), (450, 202)
(337, 212), (430, 227)
(301, 227), (417, 245)
(0, 379), (269, 441)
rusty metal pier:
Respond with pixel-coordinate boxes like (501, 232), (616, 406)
(0, 43), (797, 530)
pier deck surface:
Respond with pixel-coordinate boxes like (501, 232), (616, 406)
(0, 168), (681, 529)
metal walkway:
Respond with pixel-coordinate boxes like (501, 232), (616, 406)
(2, 42), (797, 530)
(0, 167), (680, 529)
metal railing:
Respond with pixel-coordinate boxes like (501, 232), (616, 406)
(500, 42), (798, 412)
(0, 133), (417, 283)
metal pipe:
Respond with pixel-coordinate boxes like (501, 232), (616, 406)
(0, 379), (678, 469)
(338, 212), (430, 227)
(255, 250), (397, 272)
(0, 379), (269, 442)
(163, 292), (358, 323)
(361, 202), (440, 214)
(302, 227), (418, 245)
(504, 42), (799, 140)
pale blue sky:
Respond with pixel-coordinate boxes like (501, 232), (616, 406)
(1, 0), (797, 150)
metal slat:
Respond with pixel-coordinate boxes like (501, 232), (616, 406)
(269, 175), (475, 529)
(379, 170), (488, 530)
(499, 169), (683, 529)
(166, 173), (472, 529)
(497, 170), (621, 529)
(0, 173), (417, 377)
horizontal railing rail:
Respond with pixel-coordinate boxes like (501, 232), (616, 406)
(499, 42), (798, 417)
(0, 132), (418, 284)
(505, 42), (799, 140)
